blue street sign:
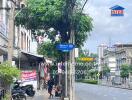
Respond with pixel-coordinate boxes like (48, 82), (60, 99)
(56, 43), (75, 52)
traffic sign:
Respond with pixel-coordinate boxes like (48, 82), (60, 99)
(56, 43), (75, 52)
(97, 73), (100, 76)
(79, 57), (95, 62)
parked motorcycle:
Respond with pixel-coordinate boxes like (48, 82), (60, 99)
(11, 89), (26, 100)
(13, 81), (35, 97)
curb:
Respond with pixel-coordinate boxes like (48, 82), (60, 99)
(100, 84), (132, 90)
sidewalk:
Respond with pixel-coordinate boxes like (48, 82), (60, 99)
(100, 79), (132, 90)
(27, 89), (60, 100)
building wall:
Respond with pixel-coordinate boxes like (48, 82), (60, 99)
(14, 0), (36, 56)
(14, 25), (31, 53)
(115, 46), (132, 69)
(101, 44), (132, 77)
(0, 0), (8, 62)
(98, 44), (107, 71)
(108, 57), (116, 76)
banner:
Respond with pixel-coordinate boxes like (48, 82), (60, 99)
(21, 70), (37, 81)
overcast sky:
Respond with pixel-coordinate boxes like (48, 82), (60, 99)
(83, 0), (132, 53)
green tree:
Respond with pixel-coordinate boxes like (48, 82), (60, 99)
(15, 0), (93, 47)
(37, 41), (66, 61)
(0, 62), (21, 90)
(120, 64), (129, 80)
(102, 65), (110, 76)
(90, 53), (98, 58)
(129, 64), (132, 74)
(88, 69), (98, 80)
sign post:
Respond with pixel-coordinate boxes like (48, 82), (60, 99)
(97, 73), (100, 84)
(56, 43), (75, 52)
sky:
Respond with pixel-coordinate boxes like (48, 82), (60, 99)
(83, 0), (132, 53)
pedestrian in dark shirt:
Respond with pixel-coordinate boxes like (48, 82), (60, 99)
(47, 77), (54, 98)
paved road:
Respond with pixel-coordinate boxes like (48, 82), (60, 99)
(75, 83), (132, 100)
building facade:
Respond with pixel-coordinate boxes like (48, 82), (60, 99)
(99, 43), (132, 78)
(115, 44), (132, 70)
(0, 0), (9, 62)
(0, 0), (43, 67)
(103, 48), (116, 77)
(97, 44), (107, 72)
(13, 0), (43, 69)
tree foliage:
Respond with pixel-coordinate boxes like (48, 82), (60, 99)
(37, 41), (66, 61)
(120, 64), (129, 78)
(102, 65), (110, 76)
(15, 0), (93, 47)
(88, 69), (98, 79)
(129, 65), (132, 74)
(0, 62), (21, 87)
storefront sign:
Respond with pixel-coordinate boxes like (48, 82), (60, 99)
(110, 5), (125, 16)
(21, 70), (37, 81)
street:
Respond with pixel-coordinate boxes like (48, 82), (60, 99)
(75, 83), (132, 100)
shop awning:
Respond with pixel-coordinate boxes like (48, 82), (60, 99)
(20, 51), (44, 62)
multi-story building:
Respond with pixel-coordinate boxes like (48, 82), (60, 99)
(115, 44), (132, 70)
(0, 0), (43, 67)
(104, 48), (116, 77)
(100, 43), (132, 78)
(0, 0), (9, 62)
(97, 44), (107, 72)
(13, 0), (43, 69)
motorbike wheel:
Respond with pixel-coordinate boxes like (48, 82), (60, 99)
(19, 96), (26, 100)
(12, 94), (26, 100)
(26, 90), (35, 97)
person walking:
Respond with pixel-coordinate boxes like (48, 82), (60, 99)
(47, 77), (54, 99)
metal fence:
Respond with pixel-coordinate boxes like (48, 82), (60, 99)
(0, 88), (6, 100)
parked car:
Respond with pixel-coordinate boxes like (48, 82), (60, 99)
(128, 76), (132, 88)
(112, 77), (122, 85)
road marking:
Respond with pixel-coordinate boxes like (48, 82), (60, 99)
(104, 95), (107, 96)
(123, 93), (127, 94)
(113, 97), (117, 100)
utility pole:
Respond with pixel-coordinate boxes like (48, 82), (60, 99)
(8, 1), (15, 62)
(70, 29), (75, 100)
(65, 53), (68, 97)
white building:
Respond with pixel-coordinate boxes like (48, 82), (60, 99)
(103, 48), (117, 77)
(13, 0), (43, 69)
(97, 44), (107, 72)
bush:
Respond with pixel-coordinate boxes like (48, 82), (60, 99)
(0, 62), (21, 89)
(76, 79), (98, 84)
(3, 92), (11, 100)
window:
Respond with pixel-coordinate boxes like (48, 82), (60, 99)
(27, 37), (28, 51)
(21, 32), (23, 50)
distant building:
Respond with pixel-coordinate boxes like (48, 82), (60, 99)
(104, 48), (116, 77)
(97, 44), (108, 72)
(99, 43), (132, 78)
(114, 44), (132, 70)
